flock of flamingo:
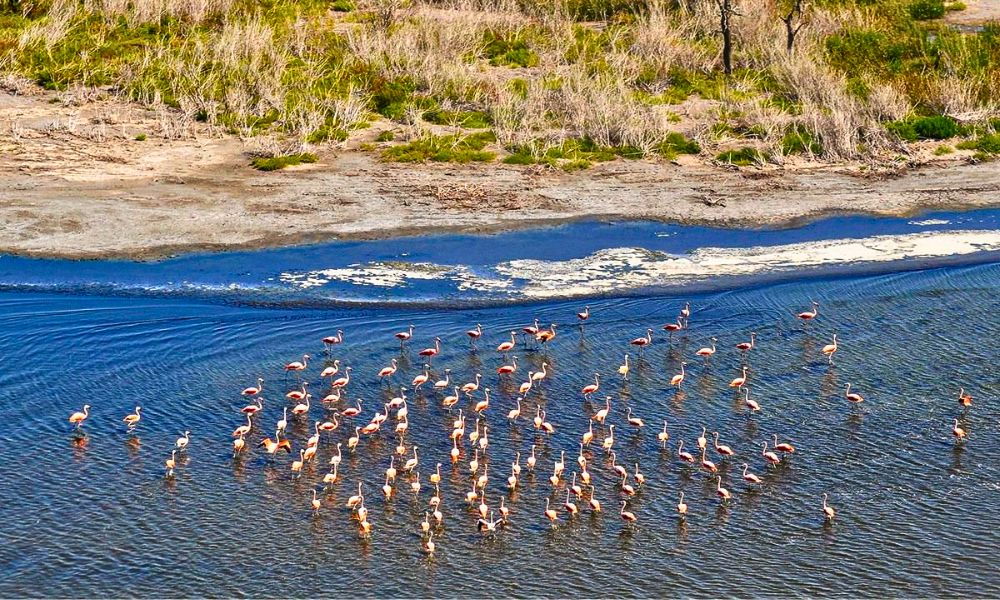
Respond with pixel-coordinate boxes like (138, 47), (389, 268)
(66, 299), (974, 554)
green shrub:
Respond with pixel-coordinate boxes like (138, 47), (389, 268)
(331, 0), (354, 11)
(909, 0), (945, 20)
(781, 125), (823, 155)
(933, 144), (954, 155)
(382, 131), (497, 163)
(886, 120), (919, 142)
(422, 109), (492, 128)
(134, 133), (147, 141)
(716, 147), (765, 166)
(958, 134), (1000, 154)
(375, 130), (395, 142)
(482, 30), (538, 68)
(656, 132), (701, 158)
(912, 115), (959, 139)
(945, 1), (967, 11)
(251, 153), (319, 171)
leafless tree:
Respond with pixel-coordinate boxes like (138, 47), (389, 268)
(779, 0), (808, 54)
(714, 0), (739, 75)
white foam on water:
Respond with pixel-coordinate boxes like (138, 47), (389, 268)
(908, 219), (952, 226)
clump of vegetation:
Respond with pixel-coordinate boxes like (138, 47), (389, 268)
(933, 144), (954, 155)
(482, 29), (538, 68)
(382, 131), (496, 163)
(908, 0), (945, 20)
(375, 130), (395, 142)
(717, 147), (766, 166)
(781, 125), (822, 155)
(134, 133), (147, 141)
(251, 152), (318, 171)
(887, 116), (961, 141)
(422, 109), (492, 129)
(956, 134), (1000, 154)
(331, 0), (355, 12)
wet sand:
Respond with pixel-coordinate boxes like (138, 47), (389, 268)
(3, 87), (1000, 260)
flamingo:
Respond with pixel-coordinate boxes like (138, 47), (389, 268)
(347, 426), (361, 451)
(286, 382), (308, 402)
(697, 427), (708, 451)
(382, 476), (393, 499)
(430, 463), (442, 485)
(626, 406), (645, 428)
(741, 463), (761, 484)
(678, 440), (695, 463)
(589, 486), (602, 513)
(762, 442), (781, 466)
(331, 366), (352, 389)
(411, 365), (430, 389)
(576, 306), (590, 323)
(713, 432), (734, 457)
(616, 473), (631, 496)
(285, 354), (310, 373)
(536, 323), (557, 346)
(322, 330), (343, 352)
(531, 362), (549, 383)
(680, 302), (691, 324)
(695, 337), (717, 360)
(716, 476), (731, 503)
(291, 394), (311, 416)
(499, 497), (510, 520)
(478, 510), (503, 533)
(175, 431), (190, 451)
(544, 498), (559, 525)
(404, 446), (419, 471)
(433, 368), (451, 389)
(634, 463), (645, 486)
(346, 482), (364, 508)
(663, 318), (684, 334)
(341, 400), (362, 418)
(540, 413), (555, 435)
(822, 334), (838, 364)
(844, 383), (864, 403)
(630, 328), (653, 353)
(729, 366), (748, 389)
(581, 373), (600, 398)
(233, 414), (253, 438)
(797, 300), (819, 321)
(420, 512), (431, 533)
(527, 445), (537, 471)
(307, 420), (321, 448)
(443, 386), (460, 409)
(593, 397), (611, 424)
(602, 425), (616, 451)
(744, 388), (760, 413)
(329, 443), (343, 468)
(735, 332), (756, 353)
(290, 449), (306, 476)
(952, 418), (967, 441)
(241, 377), (264, 396)
(68, 404), (90, 428)
(822, 493), (836, 521)
(773, 434), (795, 453)
(378, 359), (398, 381)
(671, 362), (687, 388)
(657, 421), (670, 448)
(507, 397), (522, 421)
(497, 357), (518, 376)
(618, 354), (630, 380)
(319, 415), (340, 432)
(232, 434), (245, 457)
(620, 500), (637, 524)
(467, 323), (483, 346)
(418, 337), (441, 363)
(241, 398), (263, 416)
(523, 319), (541, 338)
(462, 373), (482, 396)
(395, 325), (414, 347)
(700, 447), (717, 473)
(165, 450), (176, 477)
(122, 406), (142, 430)
(582, 420), (595, 446)
(518, 373), (533, 396)
(958, 387), (972, 407)
(497, 331), (517, 353)
(609, 450), (628, 479)
(311, 489), (321, 511)
(564, 489), (579, 516)
(474, 388), (491, 413)
(259, 431), (292, 454)
(320, 360), (340, 379)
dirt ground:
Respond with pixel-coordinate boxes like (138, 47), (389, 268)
(2, 84), (999, 260)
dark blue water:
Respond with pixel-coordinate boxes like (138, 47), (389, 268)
(0, 216), (998, 597)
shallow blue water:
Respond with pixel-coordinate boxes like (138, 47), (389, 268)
(0, 215), (998, 597)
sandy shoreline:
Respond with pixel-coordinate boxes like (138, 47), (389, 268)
(3, 89), (1000, 261)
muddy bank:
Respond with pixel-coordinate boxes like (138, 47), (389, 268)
(2, 89), (1000, 260)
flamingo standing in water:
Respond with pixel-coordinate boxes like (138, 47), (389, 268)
(411, 365), (431, 389)
(395, 325), (414, 347)
(68, 405), (90, 429)
(671, 362), (687, 388)
(822, 493), (836, 521)
(958, 388), (972, 407)
(844, 383), (864, 403)
(657, 421), (670, 448)
(618, 354), (630, 380)
(378, 359), (398, 381)
(292, 394), (311, 416)
(822, 334), (839, 364)
(620, 500), (637, 525)
(241, 397), (263, 416)
(715, 476), (731, 503)
(285, 354), (310, 374)
(744, 388), (760, 413)
(497, 357), (517, 376)
(286, 382), (308, 401)
(536, 324), (557, 347)
(677, 440), (695, 464)
(952, 418), (967, 441)
(677, 492), (688, 517)
(241, 377), (264, 396)
(165, 450), (177, 478)
(741, 463), (761, 484)
(418, 338), (441, 363)
(233, 414), (253, 438)
(663, 318), (684, 337)
(729, 366), (748, 389)
(467, 323), (483, 347)
(531, 363), (549, 384)
(735, 333), (756, 354)
(497, 331), (517, 354)
(122, 406), (142, 430)
(320, 360), (340, 379)
(680, 302), (691, 325)
(331, 366), (352, 390)
(322, 330), (343, 352)
(630, 328), (653, 354)
(762, 442), (781, 466)
(581, 373), (600, 399)
(797, 301), (819, 321)
(773, 434), (795, 453)
(576, 306), (590, 325)
(695, 337), (717, 361)
(433, 369), (451, 390)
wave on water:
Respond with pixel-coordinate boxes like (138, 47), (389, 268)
(279, 229), (1000, 300)
(908, 219), (952, 226)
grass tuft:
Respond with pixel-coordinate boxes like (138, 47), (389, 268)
(251, 152), (318, 171)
